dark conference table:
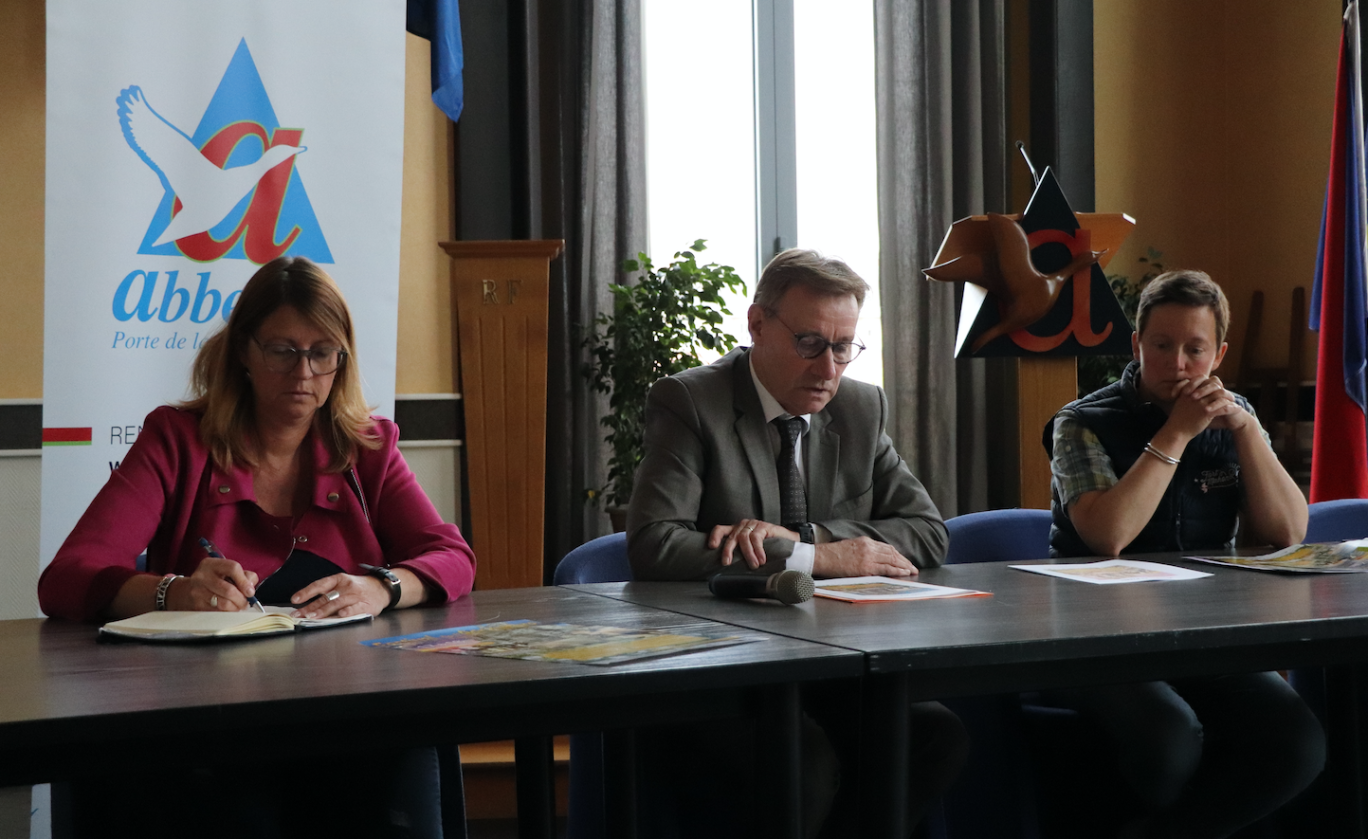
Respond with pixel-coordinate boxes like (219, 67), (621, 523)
(573, 555), (1368, 838)
(0, 585), (863, 839)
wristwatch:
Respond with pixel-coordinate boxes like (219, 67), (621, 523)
(361, 564), (402, 611)
(798, 522), (816, 544)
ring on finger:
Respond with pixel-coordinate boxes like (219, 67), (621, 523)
(324, 591), (341, 603)
(209, 595), (218, 608)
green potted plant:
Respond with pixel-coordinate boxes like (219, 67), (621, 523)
(583, 240), (746, 529)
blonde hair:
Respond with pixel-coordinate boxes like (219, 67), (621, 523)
(181, 256), (378, 473)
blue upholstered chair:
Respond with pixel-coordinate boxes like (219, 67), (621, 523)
(939, 509), (1053, 839)
(552, 532), (632, 586)
(945, 508), (1053, 565)
(1304, 498), (1368, 543)
(1279, 499), (1368, 838)
(1290, 499), (1368, 724)
(553, 532), (631, 839)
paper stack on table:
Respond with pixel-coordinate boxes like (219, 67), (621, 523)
(1010, 560), (1212, 585)
(812, 576), (989, 603)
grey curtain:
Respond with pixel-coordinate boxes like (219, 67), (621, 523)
(874, 0), (1008, 518)
(576, 0), (647, 537)
(533, 0), (646, 578)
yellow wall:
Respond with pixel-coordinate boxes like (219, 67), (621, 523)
(0, 6), (454, 399)
(1095, 0), (1340, 381)
(0, 2), (46, 399)
(398, 35), (456, 395)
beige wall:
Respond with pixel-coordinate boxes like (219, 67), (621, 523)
(398, 35), (457, 395)
(1095, 0), (1340, 382)
(0, 4), (454, 399)
(0, 1), (46, 399)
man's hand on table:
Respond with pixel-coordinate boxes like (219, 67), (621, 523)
(709, 520), (916, 579)
(709, 519), (801, 568)
(813, 537), (917, 578)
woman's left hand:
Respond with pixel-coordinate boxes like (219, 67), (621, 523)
(290, 573), (390, 619)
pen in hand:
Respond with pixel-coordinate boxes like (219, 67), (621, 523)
(199, 537), (265, 612)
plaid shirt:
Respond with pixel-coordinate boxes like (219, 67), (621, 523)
(1050, 389), (1272, 511)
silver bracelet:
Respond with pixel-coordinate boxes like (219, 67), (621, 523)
(154, 573), (180, 611)
(1143, 442), (1181, 466)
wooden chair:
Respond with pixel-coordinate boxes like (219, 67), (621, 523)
(1237, 288), (1308, 481)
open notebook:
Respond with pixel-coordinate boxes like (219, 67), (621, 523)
(99, 606), (371, 641)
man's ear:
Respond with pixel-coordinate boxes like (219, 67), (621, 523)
(1211, 341), (1229, 371)
(747, 303), (765, 343)
(1131, 330), (1140, 362)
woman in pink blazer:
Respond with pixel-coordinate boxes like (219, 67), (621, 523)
(39, 256), (475, 839)
(40, 256), (475, 622)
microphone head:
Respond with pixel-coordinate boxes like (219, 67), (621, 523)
(773, 570), (815, 605)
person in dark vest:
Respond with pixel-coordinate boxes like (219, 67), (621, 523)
(1041, 269), (1324, 838)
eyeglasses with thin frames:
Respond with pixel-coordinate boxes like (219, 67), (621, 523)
(252, 338), (347, 375)
(770, 313), (866, 364)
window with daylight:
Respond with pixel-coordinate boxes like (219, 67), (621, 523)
(643, 0), (882, 385)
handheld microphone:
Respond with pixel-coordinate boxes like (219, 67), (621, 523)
(708, 569), (815, 605)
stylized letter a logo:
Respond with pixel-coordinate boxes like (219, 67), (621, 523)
(120, 39), (332, 265)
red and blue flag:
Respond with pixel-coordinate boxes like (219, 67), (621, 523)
(1310, 2), (1368, 502)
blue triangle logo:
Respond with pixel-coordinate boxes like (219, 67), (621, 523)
(128, 39), (332, 263)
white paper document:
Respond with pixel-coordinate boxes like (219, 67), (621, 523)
(1009, 559), (1212, 585)
(812, 576), (989, 603)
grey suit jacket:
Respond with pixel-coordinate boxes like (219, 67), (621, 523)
(627, 347), (947, 581)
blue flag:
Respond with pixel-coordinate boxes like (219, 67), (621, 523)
(407, 0), (464, 123)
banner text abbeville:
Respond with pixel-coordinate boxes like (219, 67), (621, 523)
(112, 268), (242, 325)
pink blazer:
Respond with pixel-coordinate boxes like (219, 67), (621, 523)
(39, 406), (477, 621)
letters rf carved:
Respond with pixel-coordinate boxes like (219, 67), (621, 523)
(480, 279), (523, 305)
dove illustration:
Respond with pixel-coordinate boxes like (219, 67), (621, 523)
(117, 85), (306, 247)
(924, 213), (1105, 352)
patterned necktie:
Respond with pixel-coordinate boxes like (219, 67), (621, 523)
(774, 416), (808, 528)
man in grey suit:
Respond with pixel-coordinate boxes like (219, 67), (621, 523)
(628, 249), (966, 837)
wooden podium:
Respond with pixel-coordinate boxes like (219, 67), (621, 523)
(442, 240), (564, 589)
(1017, 357), (1077, 509)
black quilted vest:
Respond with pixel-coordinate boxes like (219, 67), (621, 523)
(1043, 362), (1243, 557)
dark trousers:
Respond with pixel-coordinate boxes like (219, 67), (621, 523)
(1039, 672), (1326, 839)
(55, 746), (447, 839)
(639, 696), (968, 838)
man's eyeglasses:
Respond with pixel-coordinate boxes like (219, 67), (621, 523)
(771, 313), (865, 364)
(253, 338), (347, 375)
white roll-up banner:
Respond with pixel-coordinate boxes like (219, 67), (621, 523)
(41, 1), (406, 573)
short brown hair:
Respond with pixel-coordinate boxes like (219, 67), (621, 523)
(754, 248), (869, 311)
(1136, 269), (1231, 345)
(181, 256), (378, 473)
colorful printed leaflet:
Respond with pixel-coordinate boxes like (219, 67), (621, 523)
(1187, 540), (1368, 573)
(363, 620), (753, 666)
(813, 576), (989, 603)
(1009, 559), (1212, 585)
